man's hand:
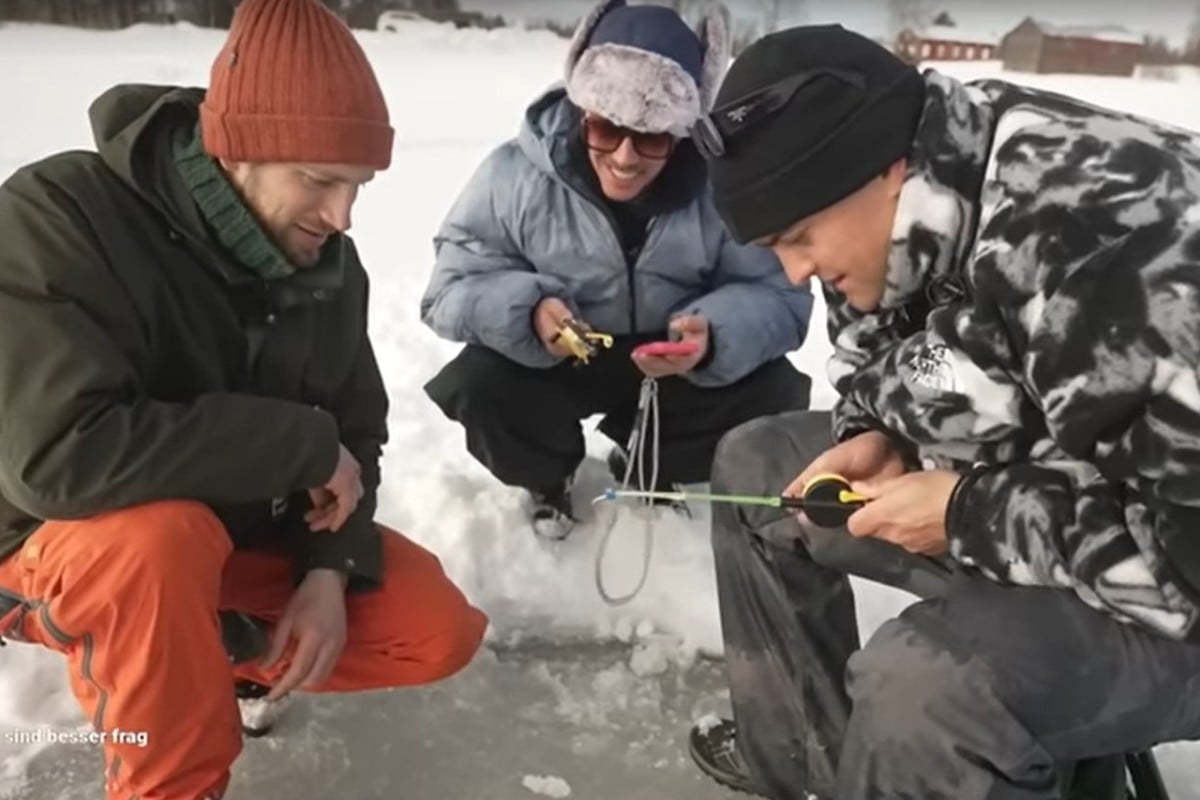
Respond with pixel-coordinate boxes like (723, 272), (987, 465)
(844, 470), (960, 556)
(632, 315), (710, 378)
(261, 569), (348, 701)
(308, 444), (362, 532)
(784, 429), (907, 500)
(532, 297), (576, 358)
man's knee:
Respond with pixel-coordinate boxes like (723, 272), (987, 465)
(362, 599), (487, 689)
(841, 611), (1053, 796)
(845, 617), (973, 748)
(714, 416), (777, 484)
(425, 345), (518, 418)
(365, 530), (489, 685)
(397, 540), (487, 680)
(714, 413), (793, 487)
(413, 603), (488, 683)
(710, 412), (835, 494)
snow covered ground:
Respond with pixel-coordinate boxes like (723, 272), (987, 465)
(0, 19), (1198, 799)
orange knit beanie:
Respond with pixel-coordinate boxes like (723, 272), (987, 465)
(200, 0), (393, 170)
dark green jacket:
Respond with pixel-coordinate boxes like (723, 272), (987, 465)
(0, 84), (388, 590)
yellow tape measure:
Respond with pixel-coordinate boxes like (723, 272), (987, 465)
(799, 473), (868, 527)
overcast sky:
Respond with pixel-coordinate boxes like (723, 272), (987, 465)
(459, 0), (1199, 48)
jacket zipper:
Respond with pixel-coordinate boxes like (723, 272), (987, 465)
(582, 197), (640, 334)
(629, 216), (664, 332)
(560, 161), (656, 335)
(624, 235), (638, 333)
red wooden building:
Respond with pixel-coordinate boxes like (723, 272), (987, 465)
(999, 18), (1144, 76)
(894, 25), (999, 64)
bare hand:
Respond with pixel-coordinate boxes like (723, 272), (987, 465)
(309, 444), (362, 533)
(845, 470), (960, 555)
(632, 315), (710, 378)
(305, 487), (337, 531)
(532, 297), (575, 358)
(262, 569), (348, 701)
(784, 429), (907, 500)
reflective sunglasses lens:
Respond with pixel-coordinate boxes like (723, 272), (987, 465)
(584, 118), (624, 152)
(633, 132), (673, 159)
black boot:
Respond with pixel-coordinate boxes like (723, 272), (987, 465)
(234, 679), (289, 738)
(688, 718), (766, 796)
(529, 476), (576, 540)
(221, 611), (289, 737)
(219, 610), (269, 664)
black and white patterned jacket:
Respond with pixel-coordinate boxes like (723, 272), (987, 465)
(828, 70), (1200, 641)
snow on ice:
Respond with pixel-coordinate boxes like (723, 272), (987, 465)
(522, 774), (573, 798)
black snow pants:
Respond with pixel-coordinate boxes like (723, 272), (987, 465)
(424, 340), (812, 495)
(712, 410), (1200, 799)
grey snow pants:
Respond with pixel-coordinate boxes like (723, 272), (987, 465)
(712, 410), (1200, 799)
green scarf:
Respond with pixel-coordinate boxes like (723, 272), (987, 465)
(173, 123), (321, 281)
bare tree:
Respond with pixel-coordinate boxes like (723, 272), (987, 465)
(1187, 2), (1200, 65)
(759, 0), (782, 32)
(726, 0), (807, 53)
(656, 0), (707, 24)
(887, 0), (934, 37)
(1141, 35), (1179, 65)
(932, 10), (954, 27)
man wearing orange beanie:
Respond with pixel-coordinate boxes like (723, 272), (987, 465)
(0, 1), (486, 798)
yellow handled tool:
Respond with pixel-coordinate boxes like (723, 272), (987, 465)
(552, 317), (614, 365)
(595, 473), (868, 529)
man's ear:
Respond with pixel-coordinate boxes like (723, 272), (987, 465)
(216, 156), (244, 180)
(884, 157), (908, 196)
(216, 158), (253, 188)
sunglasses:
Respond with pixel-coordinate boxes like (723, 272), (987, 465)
(582, 116), (676, 160)
(690, 67), (867, 160)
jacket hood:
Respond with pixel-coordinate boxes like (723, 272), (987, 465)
(516, 83), (706, 216)
(90, 83), (205, 210)
(516, 83), (577, 181)
(87, 83), (239, 270)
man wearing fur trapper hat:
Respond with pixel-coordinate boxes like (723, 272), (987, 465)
(421, 0), (815, 540)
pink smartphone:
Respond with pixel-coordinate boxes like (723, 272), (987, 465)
(633, 340), (699, 358)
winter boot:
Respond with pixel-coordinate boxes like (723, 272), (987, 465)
(688, 718), (765, 796)
(529, 476), (576, 540)
(235, 679), (291, 738)
(220, 611), (290, 737)
(219, 610), (269, 665)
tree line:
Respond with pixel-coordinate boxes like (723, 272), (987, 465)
(0, 0), (805, 48)
(0, 1), (487, 30)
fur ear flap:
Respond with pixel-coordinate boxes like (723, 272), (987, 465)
(696, 1), (732, 112)
(564, 0), (626, 82)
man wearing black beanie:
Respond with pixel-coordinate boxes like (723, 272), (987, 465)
(686, 23), (1200, 800)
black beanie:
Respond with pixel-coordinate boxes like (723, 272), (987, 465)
(705, 25), (926, 243)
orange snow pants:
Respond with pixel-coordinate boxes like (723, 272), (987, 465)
(0, 500), (488, 800)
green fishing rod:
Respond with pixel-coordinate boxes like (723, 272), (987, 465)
(594, 474), (868, 528)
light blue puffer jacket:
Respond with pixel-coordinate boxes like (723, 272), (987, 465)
(419, 86), (813, 387)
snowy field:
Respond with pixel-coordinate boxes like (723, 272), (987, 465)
(0, 19), (1198, 798)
